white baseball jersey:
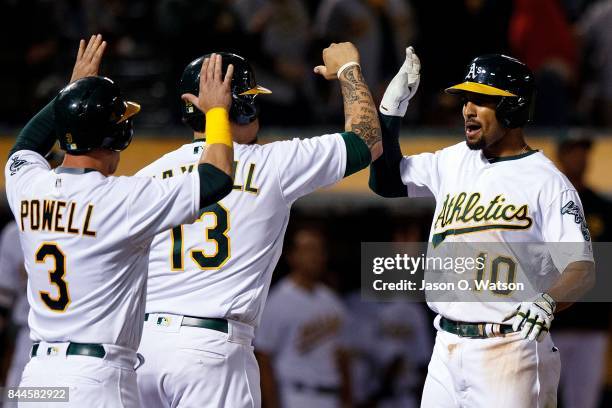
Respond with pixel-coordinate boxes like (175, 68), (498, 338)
(136, 134), (347, 326)
(255, 277), (347, 388)
(4, 149), (202, 350)
(0, 221), (28, 326)
(399, 142), (594, 322)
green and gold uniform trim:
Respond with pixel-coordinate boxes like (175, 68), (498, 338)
(487, 150), (538, 163)
(432, 223), (531, 247)
(341, 131), (371, 177)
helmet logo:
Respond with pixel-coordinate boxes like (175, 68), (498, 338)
(467, 63), (486, 80)
(467, 63), (477, 79)
(66, 133), (73, 143)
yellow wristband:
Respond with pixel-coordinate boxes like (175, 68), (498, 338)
(205, 107), (232, 147)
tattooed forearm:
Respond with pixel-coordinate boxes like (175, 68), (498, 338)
(339, 65), (381, 150)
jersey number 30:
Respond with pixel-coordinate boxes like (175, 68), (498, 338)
(36, 243), (70, 312)
(170, 203), (230, 270)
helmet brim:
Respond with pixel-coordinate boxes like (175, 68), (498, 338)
(239, 85), (272, 95)
(445, 81), (516, 97)
(118, 101), (141, 123)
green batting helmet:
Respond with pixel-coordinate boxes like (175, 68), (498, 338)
(179, 52), (271, 132)
(55, 76), (140, 155)
(446, 54), (536, 128)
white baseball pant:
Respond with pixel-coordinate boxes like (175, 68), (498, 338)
(421, 321), (560, 407)
(137, 313), (260, 408)
(18, 341), (140, 407)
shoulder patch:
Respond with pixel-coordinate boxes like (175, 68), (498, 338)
(561, 201), (591, 241)
(9, 155), (32, 176)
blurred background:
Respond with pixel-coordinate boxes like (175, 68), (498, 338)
(1, 0), (612, 407)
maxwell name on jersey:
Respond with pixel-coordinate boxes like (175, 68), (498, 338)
(157, 159), (260, 194)
(18, 199), (96, 237)
(432, 192), (532, 246)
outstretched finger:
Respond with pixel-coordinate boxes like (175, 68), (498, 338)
(91, 40), (107, 69)
(206, 53), (217, 83)
(223, 64), (234, 87)
(200, 57), (210, 87)
(82, 35), (97, 60)
(76, 39), (86, 62)
(214, 54), (222, 83)
(91, 34), (103, 61)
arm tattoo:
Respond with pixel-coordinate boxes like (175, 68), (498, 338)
(339, 65), (381, 150)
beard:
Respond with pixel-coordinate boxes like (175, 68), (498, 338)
(466, 137), (486, 150)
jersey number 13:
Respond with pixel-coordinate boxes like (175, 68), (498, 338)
(170, 203), (230, 271)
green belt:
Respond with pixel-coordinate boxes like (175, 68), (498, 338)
(145, 313), (228, 334)
(440, 317), (515, 338)
(30, 342), (106, 358)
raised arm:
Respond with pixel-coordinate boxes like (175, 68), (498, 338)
(314, 42), (382, 161)
(180, 53), (235, 206)
(9, 35), (107, 158)
(369, 47), (421, 197)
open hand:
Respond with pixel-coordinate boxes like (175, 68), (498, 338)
(182, 53), (234, 113)
(380, 46), (421, 117)
(70, 34), (107, 83)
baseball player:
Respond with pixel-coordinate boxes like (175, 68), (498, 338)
(4, 35), (236, 407)
(256, 225), (350, 408)
(135, 42), (381, 407)
(370, 48), (595, 407)
(0, 221), (30, 396)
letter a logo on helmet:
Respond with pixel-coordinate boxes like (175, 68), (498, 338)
(467, 63), (477, 80)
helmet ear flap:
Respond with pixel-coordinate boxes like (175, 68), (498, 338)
(182, 112), (205, 133)
(496, 96), (531, 129)
(230, 96), (259, 125)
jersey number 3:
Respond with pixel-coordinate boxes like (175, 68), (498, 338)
(35, 243), (70, 312)
(170, 203), (230, 270)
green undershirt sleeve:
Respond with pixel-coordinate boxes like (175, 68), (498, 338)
(197, 163), (233, 207)
(9, 98), (58, 158)
(368, 114), (408, 197)
(341, 131), (372, 177)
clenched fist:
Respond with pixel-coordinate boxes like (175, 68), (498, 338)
(314, 42), (360, 80)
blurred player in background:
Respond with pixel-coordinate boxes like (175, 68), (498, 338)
(0, 221), (28, 394)
(375, 302), (432, 408)
(343, 220), (432, 408)
(554, 134), (612, 408)
(374, 221), (432, 408)
(4, 35), (235, 407)
(370, 48), (595, 407)
(256, 225), (351, 408)
(135, 42), (381, 408)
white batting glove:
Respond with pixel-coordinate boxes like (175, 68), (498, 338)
(379, 46), (421, 117)
(503, 293), (556, 342)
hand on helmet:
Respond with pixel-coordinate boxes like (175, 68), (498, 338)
(182, 54), (234, 114)
(380, 46), (421, 117)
